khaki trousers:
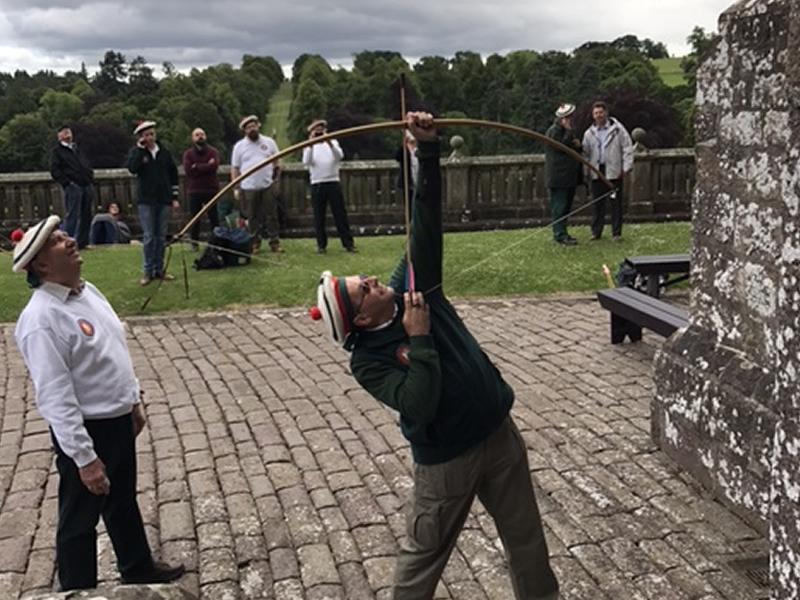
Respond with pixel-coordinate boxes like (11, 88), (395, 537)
(242, 186), (279, 247)
(394, 416), (559, 599)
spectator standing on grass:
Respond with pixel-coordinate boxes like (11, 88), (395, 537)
(182, 127), (221, 250)
(51, 125), (95, 250)
(302, 118), (357, 254)
(582, 101), (633, 242)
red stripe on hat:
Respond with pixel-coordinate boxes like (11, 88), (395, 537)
(331, 277), (352, 336)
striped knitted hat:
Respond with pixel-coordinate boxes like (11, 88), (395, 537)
(311, 271), (356, 347)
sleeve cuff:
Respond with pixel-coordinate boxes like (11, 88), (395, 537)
(72, 447), (98, 469)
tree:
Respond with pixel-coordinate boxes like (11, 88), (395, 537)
(611, 34), (643, 54)
(94, 50), (127, 96)
(687, 26), (718, 57)
(292, 54), (327, 83)
(414, 56), (463, 114)
(39, 89), (84, 129)
(353, 51), (405, 78)
(72, 122), (129, 168)
(288, 77), (327, 143)
(242, 55), (284, 90)
(128, 56), (158, 96)
(292, 56), (333, 98)
(70, 79), (94, 101)
(0, 112), (52, 171)
(601, 61), (664, 96)
(681, 26), (721, 87)
(642, 39), (669, 59)
(450, 52), (485, 117)
(0, 84), (37, 125)
(83, 100), (139, 132)
(162, 61), (177, 78)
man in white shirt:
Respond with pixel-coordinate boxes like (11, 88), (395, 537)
(302, 119), (356, 254)
(12, 216), (184, 591)
(231, 115), (283, 253)
(581, 101), (633, 242)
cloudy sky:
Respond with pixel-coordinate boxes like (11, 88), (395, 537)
(0, 0), (734, 75)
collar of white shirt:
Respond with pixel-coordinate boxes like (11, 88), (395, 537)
(40, 280), (86, 302)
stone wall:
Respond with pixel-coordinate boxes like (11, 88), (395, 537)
(0, 150), (694, 237)
(651, 0), (800, 597)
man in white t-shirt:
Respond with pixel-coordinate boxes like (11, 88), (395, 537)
(231, 115), (283, 252)
(12, 216), (184, 591)
(301, 119), (356, 254)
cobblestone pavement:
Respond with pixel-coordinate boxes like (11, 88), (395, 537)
(0, 297), (769, 600)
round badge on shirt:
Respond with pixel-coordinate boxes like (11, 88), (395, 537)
(396, 344), (411, 366)
(78, 319), (95, 337)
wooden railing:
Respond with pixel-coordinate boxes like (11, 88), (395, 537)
(0, 149), (695, 236)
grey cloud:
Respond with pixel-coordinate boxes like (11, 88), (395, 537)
(0, 0), (732, 72)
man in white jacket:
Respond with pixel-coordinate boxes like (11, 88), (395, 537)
(302, 119), (356, 254)
(582, 101), (633, 241)
(13, 216), (184, 591)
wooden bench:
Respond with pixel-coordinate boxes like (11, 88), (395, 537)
(624, 254), (690, 298)
(597, 287), (689, 344)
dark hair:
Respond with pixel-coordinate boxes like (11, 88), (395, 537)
(26, 268), (42, 289)
(57, 125), (71, 133)
(592, 101), (608, 111)
(105, 200), (120, 212)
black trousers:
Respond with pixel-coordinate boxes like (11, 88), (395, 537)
(53, 413), (152, 590)
(189, 191), (220, 243)
(311, 182), (354, 250)
(591, 174), (624, 238)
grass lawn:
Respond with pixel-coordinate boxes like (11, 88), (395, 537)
(264, 81), (293, 153)
(652, 57), (687, 87)
(0, 222), (691, 323)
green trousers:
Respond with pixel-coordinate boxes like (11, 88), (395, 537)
(393, 417), (559, 600)
(549, 187), (576, 241)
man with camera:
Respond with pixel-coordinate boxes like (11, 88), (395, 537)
(302, 119), (356, 254)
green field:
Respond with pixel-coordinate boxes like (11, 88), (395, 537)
(264, 81), (293, 153)
(0, 223), (691, 323)
(653, 57), (687, 87)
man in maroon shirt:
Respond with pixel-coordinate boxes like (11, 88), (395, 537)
(182, 128), (220, 249)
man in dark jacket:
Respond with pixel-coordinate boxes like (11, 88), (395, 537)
(127, 121), (179, 286)
(182, 127), (220, 250)
(544, 104), (582, 245)
(313, 113), (559, 600)
(50, 125), (95, 249)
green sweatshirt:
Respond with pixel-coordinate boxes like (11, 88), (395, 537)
(350, 140), (514, 465)
(127, 144), (179, 205)
(544, 121), (582, 189)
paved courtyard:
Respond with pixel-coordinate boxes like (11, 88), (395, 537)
(0, 296), (769, 599)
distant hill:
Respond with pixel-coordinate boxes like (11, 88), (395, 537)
(264, 81), (293, 153)
(653, 57), (687, 87)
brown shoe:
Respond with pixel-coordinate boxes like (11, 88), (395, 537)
(122, 560), (185, 584)
(158, 272), (175, 281)
(270, 244), (285, 253)
(139, 275), (152, 287)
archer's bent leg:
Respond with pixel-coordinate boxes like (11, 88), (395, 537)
(393, 455), (479, 600)
(477, 418), (559, 599)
